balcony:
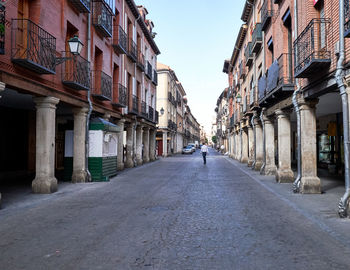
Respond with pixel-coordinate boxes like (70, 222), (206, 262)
(130, 94), (139, 114)
(168, 92), (172, 102)
(68, 0), (91, 13)
(92, 70), (112, 100)
(258, 75), (267, 102)
(137, 50), (145, 71)
(11, 19), (56, 74)
(245, 42), (253, 67)
(146, 61), (152, 79)
(141, 101), (148, 118)
(239, 61), (246, 79)
(152, 69), (158, 86)
(243, 95), (248, 113)
(112, 83), (127, 107)
(113, 25), (127, 54)
(62, 52), (90, 91)
(127, 38), (137, 63)
(346, 0), (350, 37)
(148, 106), (154, 122)
(155, 110), (159, 124)
(92, 0), (113, 37)
(294, 18), (331, 78)
(261, 0), (273, 31)
(230, 116), (234, 128)
(252, 23), (262, 53)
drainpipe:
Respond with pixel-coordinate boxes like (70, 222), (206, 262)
(251, 114), (256, 168)
(260, 109), (266, 172)
(337, 0), (350, 218)
(240, 120), (243, 161)
(85, 12), (92, 182)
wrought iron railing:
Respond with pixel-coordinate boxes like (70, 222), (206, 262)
(277, 53), (294, 87)
(146, 61), (152, 79)
(239, 61), (246, 79)
(69, 0), (91, 13)
(113, 25), (127, 54)
(92, 0), (113, 37)
(261, 0), (273, 31)
(258, 75), (267, 101)
(92, 70), (112, 100)
(243, 96), (247, 112)
(266, 60), (279, 93)
(137, 50), (145, 70)
(245, 42), (253, 66)
(345, 0), (350, 37)
(152, 69), (158, 85)
(148, 106), (154, 122)
(252, 23), (262, 53)
(128, 38), (137, 62)
(62, 52), (90, 90)
(132, 94), (139, 114)
(118, 83), (127, 106)
(293, 18), (331, 78)
(155, 110), (159, 124)
(141, 101), (147, 118)
(11, 19), (56, 74)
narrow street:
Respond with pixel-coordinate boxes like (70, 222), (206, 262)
(2, 150), (350, 270)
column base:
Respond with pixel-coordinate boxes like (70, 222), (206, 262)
(276, 169), (294, 183)
(300, 176), (321, 194)
(117, 163), (125, 171)
(136, 158), (143, 166)
(247, 159), (254, 167)
(150, 156), (155, 161)
(32, 176), (57, 194)
(253, 160), (263, 171)
(72, 170), (87, 183)
(125, 158), (134, 168)
(240, 157), (248, 163)
(261, 165), (277, 176)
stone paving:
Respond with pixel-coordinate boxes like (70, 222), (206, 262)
(1, 149), (350, 269)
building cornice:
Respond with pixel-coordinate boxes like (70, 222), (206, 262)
(230, 24), (248, 68)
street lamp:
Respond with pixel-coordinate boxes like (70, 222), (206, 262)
(236, 93), (242, 104)
(160, 107), (165, 115)
(68, 35), (84, 55)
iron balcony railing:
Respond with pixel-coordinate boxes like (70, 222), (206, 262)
(243, 96), (247, 113)
(148, 106), (154, 122)
(266, 60), (279, 93)
(345, 0), (350, 37)
(245, 42), (253, 67)
(127, 38), (137, 62)
(261, 0), (273, 31)
(11, 19), (56, 74)
(277, 53), (294, 88)
(146, 61), (152, 79)
(137, 50), (145, 71)
(258, 75), (267, 101)
(141, 101), (147, 118)
(250, 86), (255, 106)
(152, 69), (158, 85)
(68, 0), (91, 13)
(252, 23), (262, 53)
(118, 83), (127, 107)
(239, 61), (246, 79)
(131, 94), (139, 114)
(230, 116), (234, 128)
(293, 18), (331, 78)
(155, 110), (159, 124)
(113, 25), (127, 54)
(168, 91), (172, 102)
(92, 0), (113, 37)
(62, 51), (90, 91)
(92, 70), (112, 100)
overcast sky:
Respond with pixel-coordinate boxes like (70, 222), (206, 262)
(137, 0), (246, 134)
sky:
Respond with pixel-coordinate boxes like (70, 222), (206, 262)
(136, 0), (246, 135)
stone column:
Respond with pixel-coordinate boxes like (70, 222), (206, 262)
(299, 98), (321, 193)
(247, 124), (254, 167)
(125, 124), (134, 168)
(254, 116), (263, 171)
(143, 126), (150, 163)
(234, 132), (238, 159)
(275, 109), (294, 183)
(149, 129), (156, 161)
(72, 107), (89, 183)
(32, 96), (60, 193)
(261, 114), (277, 175)
(241, 127), (248, 163)
(117, 119), (125, 171)
(162, 131), (168, 157)
(136, 125), (143, 165)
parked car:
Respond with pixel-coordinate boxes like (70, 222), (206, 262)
(188, 143), (196, 152)
(182, 146), (193, 154)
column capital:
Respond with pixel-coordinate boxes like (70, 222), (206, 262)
(275, 109), (290, 118)
(143, 126), (150, 131)
(117, 119), (126, 125)
(103, 113), (111, 121)
(33, 96), (60, 109)
(297, 97), (319, 110)
(72, 107), (89, 116)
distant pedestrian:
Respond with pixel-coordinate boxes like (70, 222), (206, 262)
(200, 142), (209, 164)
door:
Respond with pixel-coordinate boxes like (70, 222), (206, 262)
(157, 140), (163, 156)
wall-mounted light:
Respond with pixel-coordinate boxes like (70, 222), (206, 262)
(160, 107), (164, 115)
(68, 35), (84, 55)
(236, 93), (242, 104)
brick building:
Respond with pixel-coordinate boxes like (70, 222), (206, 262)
(0, 0), (160, 205)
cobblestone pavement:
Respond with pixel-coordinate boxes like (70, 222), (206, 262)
(2, 149), (350, 269)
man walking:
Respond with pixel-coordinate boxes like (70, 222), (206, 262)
(200, 142), (209, 164)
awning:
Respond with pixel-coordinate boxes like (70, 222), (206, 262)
(89, 117), (122, 133)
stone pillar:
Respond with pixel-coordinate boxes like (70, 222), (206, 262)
(254, 116), (263, 171)
(117, 119), (125, 171)
(32, 96), (60, 193)
(71, 107), (89, 183)
(229, 133), (233, 158)
(275, 109), (294, 183)
(299, 98), (321, 193)
(234, 132), (238, 159)
(236, 131), (241, 160)
(241, 127), (248, 163)
(149, 129), (156, 161)
(136, 125), (143, 165)
(125, 124), (134, 168)
(247, 124), (254, 167)
(162, 131), (168, 157)
(261, 114), (277, 175)
(143, 126), (150, 163)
